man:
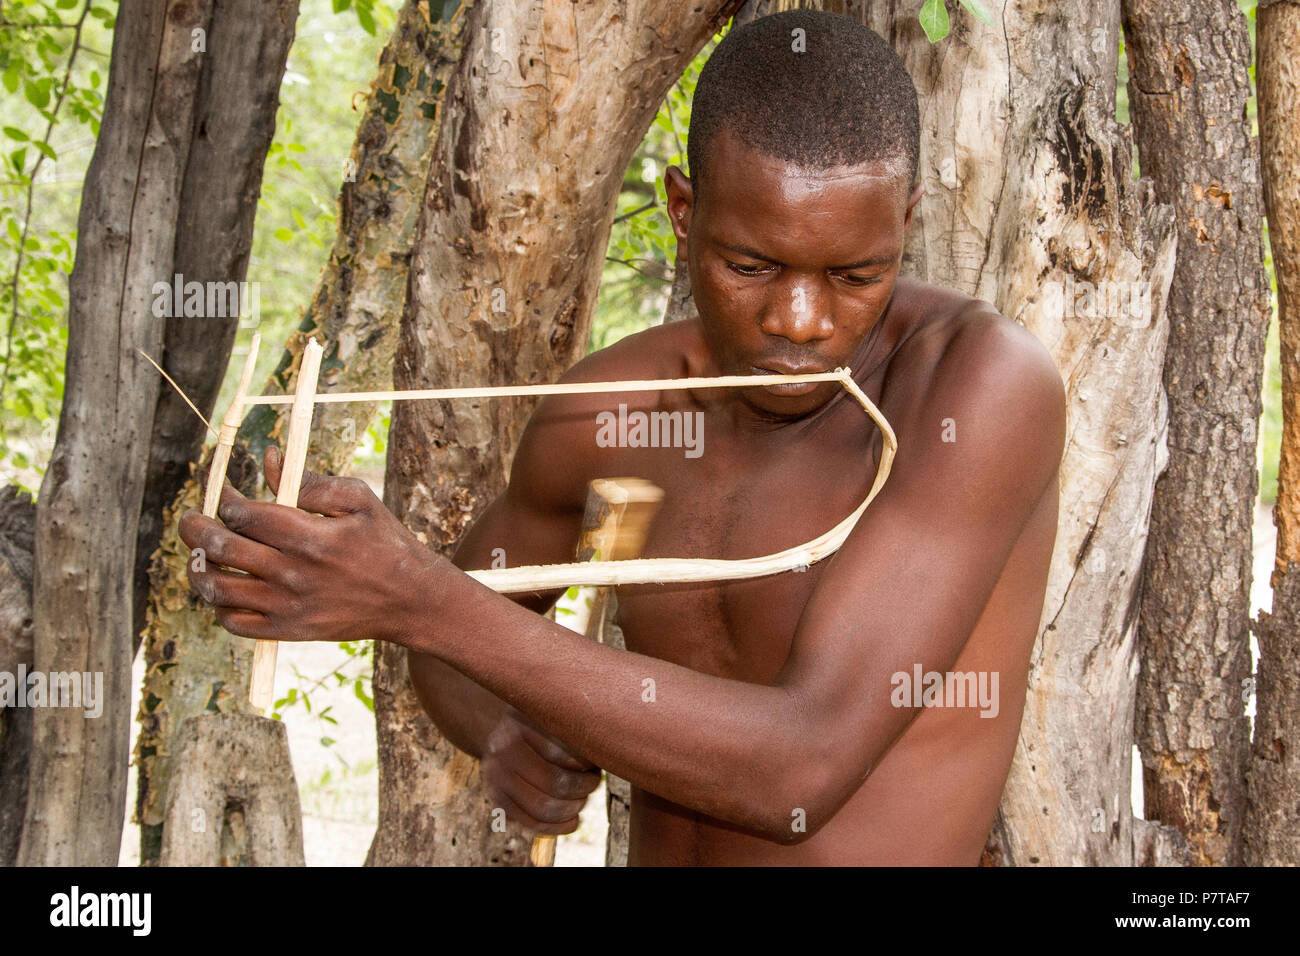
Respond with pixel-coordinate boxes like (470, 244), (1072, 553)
(180, 10), (1066, 865)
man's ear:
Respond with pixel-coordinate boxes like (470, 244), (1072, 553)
(902, 182), (924, 230)
(664, 165), (694, 262)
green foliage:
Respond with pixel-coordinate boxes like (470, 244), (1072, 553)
(0, 0), (110, 492)
(919, 0), (993, 43)
(590, 29), (724, 354)
(273, 639), (374, 747)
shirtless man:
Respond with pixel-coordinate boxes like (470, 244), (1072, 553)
(180, 10), (1066, 865)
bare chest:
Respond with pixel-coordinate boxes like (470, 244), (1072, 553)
(611, 412), (877, 682)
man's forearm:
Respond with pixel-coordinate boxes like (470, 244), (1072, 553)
(404, 559), (823, 840)
(407, 649), (510, 759)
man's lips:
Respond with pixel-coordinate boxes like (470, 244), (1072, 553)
(749, 364), (828, 395)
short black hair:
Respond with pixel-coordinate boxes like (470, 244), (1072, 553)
(687, 10), (920, 197)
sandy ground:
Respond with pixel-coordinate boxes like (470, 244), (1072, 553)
(119, 503), (1278, 866)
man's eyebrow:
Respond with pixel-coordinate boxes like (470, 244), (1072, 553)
(719, 243), (896, 270)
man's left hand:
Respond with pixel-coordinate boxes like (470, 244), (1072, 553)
(178, 445), (438, 647)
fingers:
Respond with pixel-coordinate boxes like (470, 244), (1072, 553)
(482, 759), (588, 835)
(264, 445), (375, 517)
(210, 483), (325, 553)
(513, 718), (598, 773)
(490, 787), (582, 837)
(213, 607), (276, 641)
(509, 731), (603, 802)
(189, 565), (279, 616)
(179, 509), (283, 578)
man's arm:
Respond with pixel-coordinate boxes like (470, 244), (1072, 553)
(180, 318), (1065, 843)
(401, 319), (1067, 841)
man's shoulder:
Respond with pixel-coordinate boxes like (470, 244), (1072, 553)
(887, 285), (1066, 487)
(558, 320), (696, 387)
(512, 321), (697, 496)
(893, 284), (1063, 411)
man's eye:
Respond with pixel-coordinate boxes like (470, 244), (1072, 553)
(726, 261), (771, 277)
(836, 274), (881, 286)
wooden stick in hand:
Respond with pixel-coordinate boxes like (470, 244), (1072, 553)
(529, 477), (663, 868)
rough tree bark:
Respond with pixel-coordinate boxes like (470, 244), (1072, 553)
(132, 0), (299, 650)
(371, 0), (744, 867)
(1246, 0), (1300, 866)
(136, 0), (468, 864)
(0, 487), (35, 865)
(19, 0), (217, 867)
(852, 0), (1179, 864)
(1120, 0), (1270, 867)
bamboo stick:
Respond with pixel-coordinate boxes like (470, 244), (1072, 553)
(530, 478), (664, 868)
(248, 336), (325, 714)
(201, 332), (262, 519)
(168, 364), (896, 594)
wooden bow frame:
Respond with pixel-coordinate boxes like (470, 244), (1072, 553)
(196, 334), (898, 712)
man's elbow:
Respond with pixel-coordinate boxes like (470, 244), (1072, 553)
(756, 746), (847, 846)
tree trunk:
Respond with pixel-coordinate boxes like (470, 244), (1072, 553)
(0, 487), (35, 866)
(132, 0), (299, 651)
(19, 0), (217, 867)
(1246, 0), (1300, 866)
(371, 0), (744, 867)
(136, 0), (467, 864)
(854, 0), (1178, 864)
(1120, 0), (1270, 868)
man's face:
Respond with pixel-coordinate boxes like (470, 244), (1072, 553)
(666, 128), (921, 417)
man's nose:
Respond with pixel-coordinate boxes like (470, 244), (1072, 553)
(759, 278), (834, 344)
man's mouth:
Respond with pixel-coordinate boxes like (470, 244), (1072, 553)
(750, 364), (827, 396)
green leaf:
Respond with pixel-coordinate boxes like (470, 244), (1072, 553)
(332, 0), (351, 11)
(320, 736), (335, 747)
(957, 0), (994, 26)
(3, 127), (29, 142)
(274, 227), (294, 242)
(57, 0), (79, 9)
(354, 679), (373, 712)
(25, 82), (49, 110)
(355, 4), (376, 35)
(2, 69), (18, 95)
(919, 0), (950, 43)
(33, 140), (56, 161)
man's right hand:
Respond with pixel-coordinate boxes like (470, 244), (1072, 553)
(482, 709), (603, 836)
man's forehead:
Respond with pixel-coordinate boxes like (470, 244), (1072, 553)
(698, 128), (911, 211)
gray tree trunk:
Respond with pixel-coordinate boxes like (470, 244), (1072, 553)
(132, 0), (299, 650)
(1121, 0), (1270, 867)
(136, 0), (467, 864)
(1246, 0), (1300, 866)
(371, 0), (745, 867)
(20, 0), (217, 866)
